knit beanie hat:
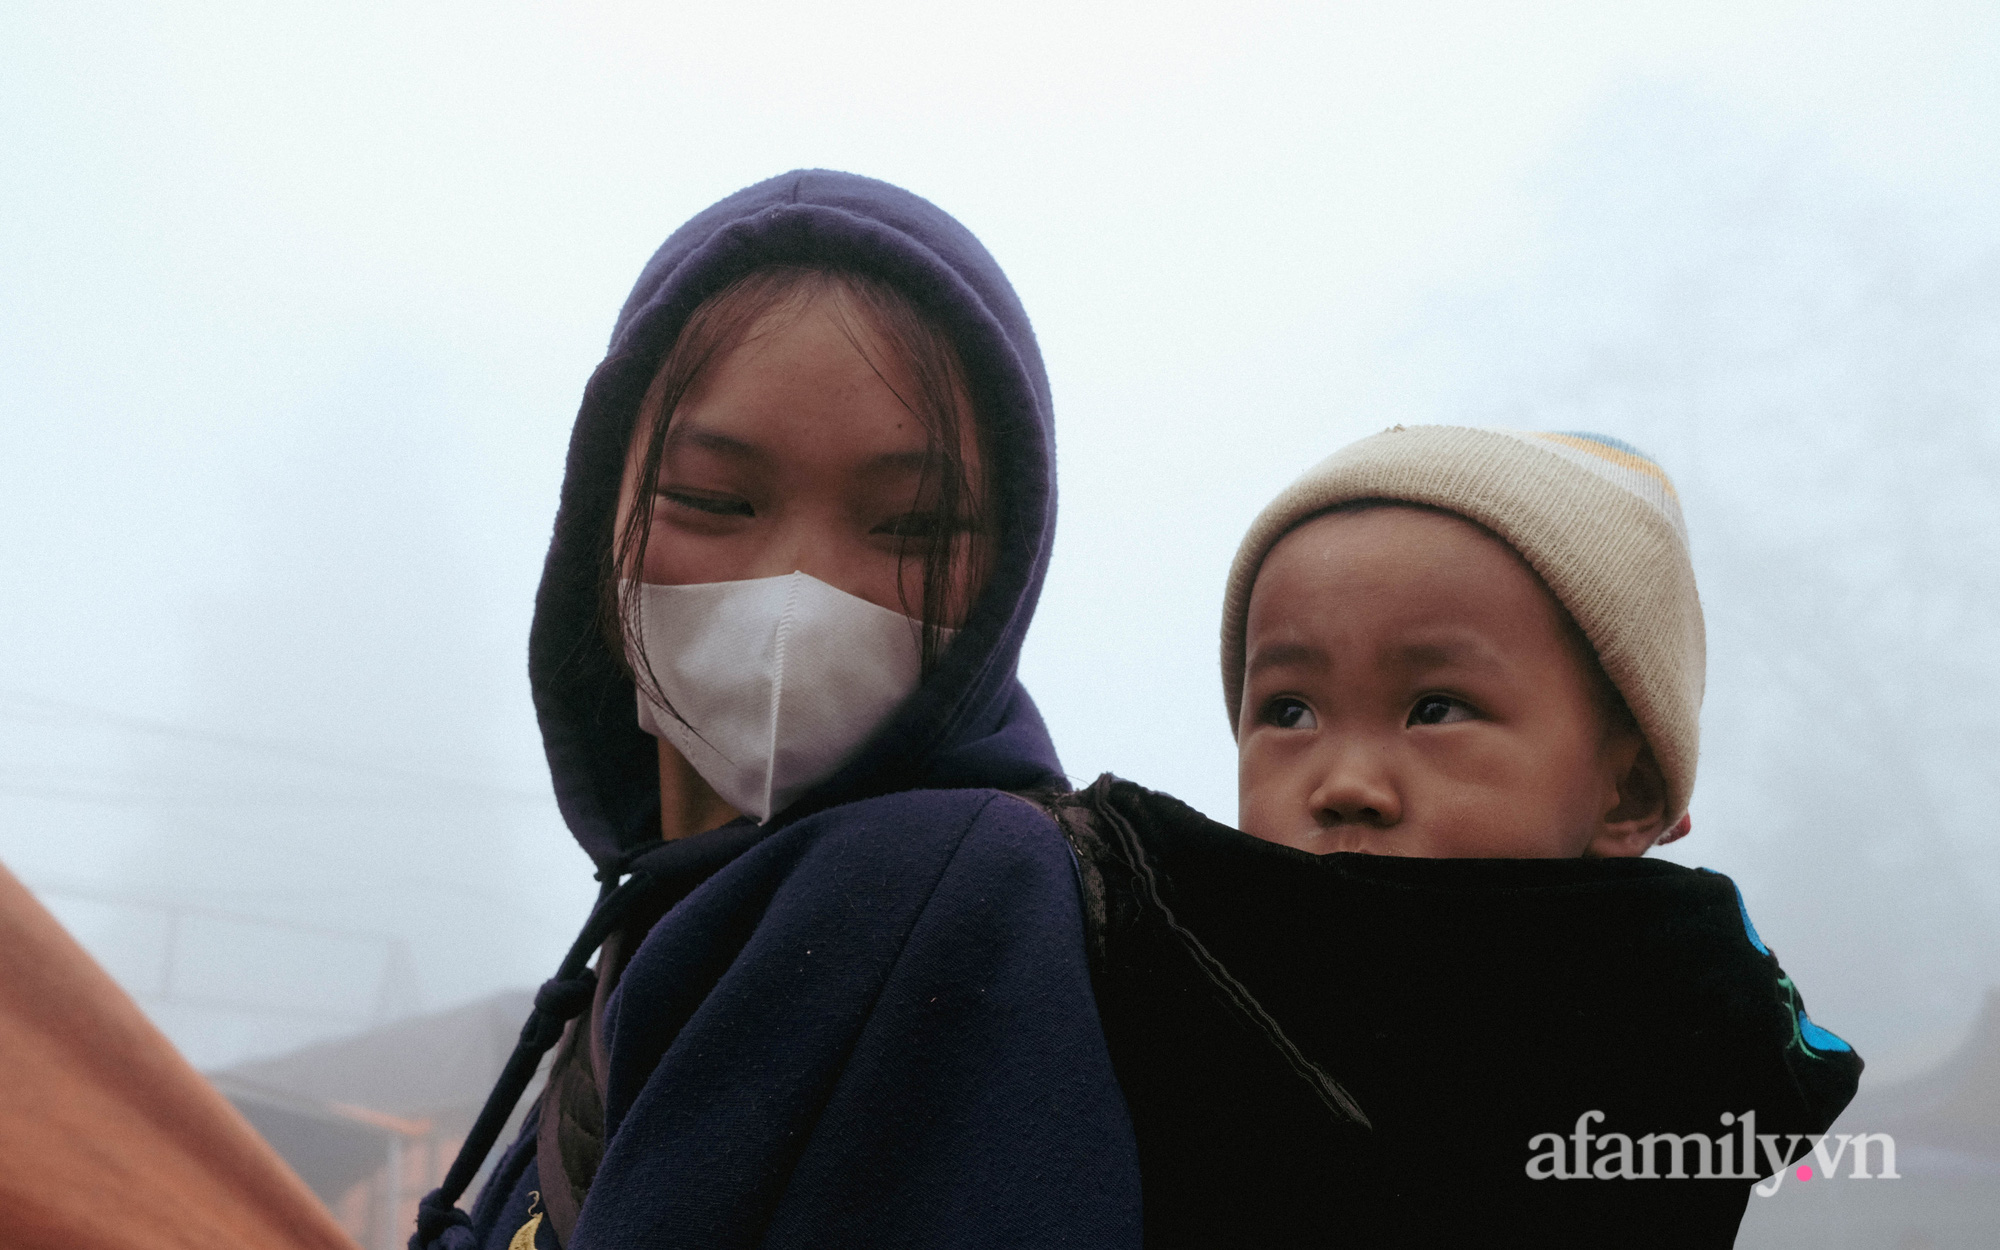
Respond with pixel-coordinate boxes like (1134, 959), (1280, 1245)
(1220, 426), (1705, 827)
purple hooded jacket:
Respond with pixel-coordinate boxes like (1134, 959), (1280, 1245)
(412, 171), (1141, 1250)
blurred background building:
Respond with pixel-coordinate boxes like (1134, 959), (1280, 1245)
(212, 991), (537, 1250)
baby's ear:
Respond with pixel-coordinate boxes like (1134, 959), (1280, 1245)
(1588, 737), (1669, 858)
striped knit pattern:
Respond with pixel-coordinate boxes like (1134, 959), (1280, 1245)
(1221, 425), (1705, 823)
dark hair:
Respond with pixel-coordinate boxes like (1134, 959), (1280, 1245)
(599, 264), (991, 696)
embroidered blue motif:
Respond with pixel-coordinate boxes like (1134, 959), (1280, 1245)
(1798, 1012), (1853, 1054)
(1730, 881), (1771, 956)
(1704, 872), (1854, 1056)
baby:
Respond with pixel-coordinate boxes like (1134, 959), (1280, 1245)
(1222, 426), (1699, 861)
(1058, 426), (1860, 1247)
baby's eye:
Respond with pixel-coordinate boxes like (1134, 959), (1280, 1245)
(660, 490), (753, 518)
(1407, 695), (1474, 727)
(1262, 697), (1317, 731)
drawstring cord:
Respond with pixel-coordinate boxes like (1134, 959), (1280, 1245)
(412, 840), (684, 1249)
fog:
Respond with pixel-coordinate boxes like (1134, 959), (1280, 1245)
(4, 0), (1996, 1125)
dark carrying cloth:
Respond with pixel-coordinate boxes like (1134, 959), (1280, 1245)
(1047, 776), (1863, 1249)
(411, 170), (1144, 1250)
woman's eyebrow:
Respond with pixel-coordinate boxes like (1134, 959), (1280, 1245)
(666, 426), (770, 465)
(663, 428), (928, 475)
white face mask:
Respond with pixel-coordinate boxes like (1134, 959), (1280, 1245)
(626, 572), (943, 822)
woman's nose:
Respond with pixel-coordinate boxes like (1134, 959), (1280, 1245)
(756, 526), (836, 580)
(1306, 745), (1402, 829)
(752, 524), (882, 606)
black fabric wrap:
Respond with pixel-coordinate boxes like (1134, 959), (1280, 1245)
(1047, 776), (1862, 1249)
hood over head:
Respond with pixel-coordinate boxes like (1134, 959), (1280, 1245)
(529, 170), (1063, 868)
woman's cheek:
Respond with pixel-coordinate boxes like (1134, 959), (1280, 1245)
(945, 534), (996, 627)
(937, 558), (982, 627)
(642, 525), (744, 586)
(889, 546), (973, 625)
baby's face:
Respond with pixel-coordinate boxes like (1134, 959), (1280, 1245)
(1236, 505), (1661, 858)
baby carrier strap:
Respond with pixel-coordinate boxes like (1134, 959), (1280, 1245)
(413, 823), (765, 1250)
(1012, 775), (1371, 1130)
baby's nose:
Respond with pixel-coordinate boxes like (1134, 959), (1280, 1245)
(1314, 799), (1395, 829)
(1307, 750), (1401, 829)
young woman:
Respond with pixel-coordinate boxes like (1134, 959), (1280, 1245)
(413, 172), (1141, 1250)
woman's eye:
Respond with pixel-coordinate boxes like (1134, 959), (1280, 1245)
(660, 490), (753, 518)
(1408, 695), (1474, 727)
(1263, 697), (1317, 731)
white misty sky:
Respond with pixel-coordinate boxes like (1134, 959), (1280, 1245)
(3, 1), (1997, 1073)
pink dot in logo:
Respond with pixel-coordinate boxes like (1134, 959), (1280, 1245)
(1795, 1165), (1813, 1182)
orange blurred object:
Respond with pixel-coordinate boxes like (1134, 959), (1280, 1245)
(0, 861), (361, 1250)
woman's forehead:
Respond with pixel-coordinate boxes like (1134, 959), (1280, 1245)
(660, 312), (928, 455)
